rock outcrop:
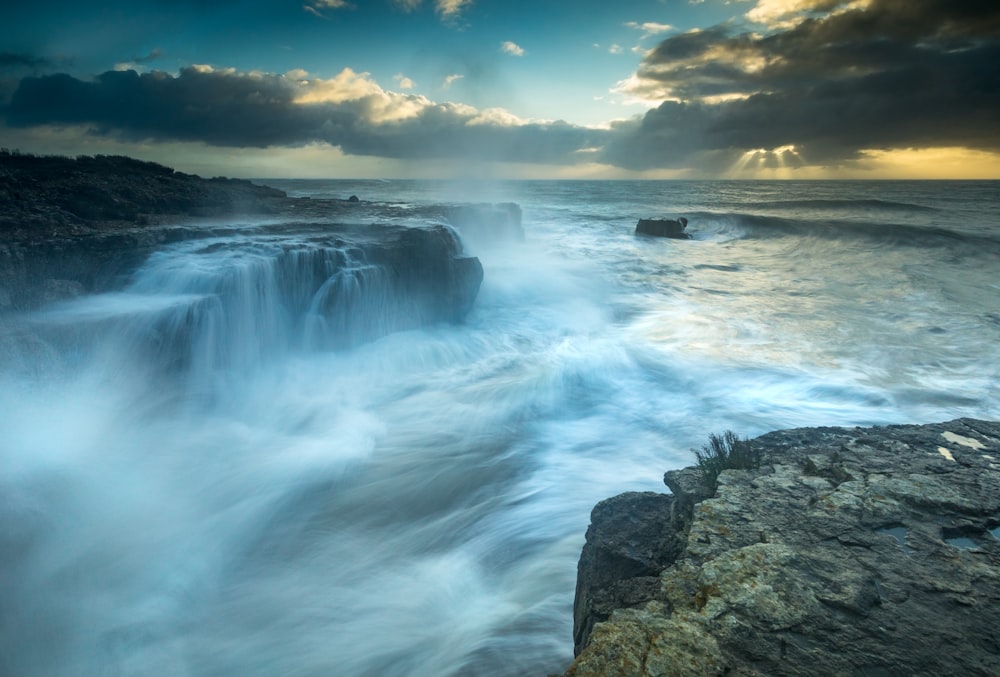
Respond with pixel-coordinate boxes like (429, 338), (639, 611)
(567, 418), (1000, 676)
(0, 151), (286, 241)
(0, 153), (484, 325)
(635, 217), (690, 239)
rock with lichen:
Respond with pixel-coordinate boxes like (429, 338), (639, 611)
(566, 418), (1000, 676)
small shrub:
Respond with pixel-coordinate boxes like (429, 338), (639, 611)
(694, 430), (761, 491)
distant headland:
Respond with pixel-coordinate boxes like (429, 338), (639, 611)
(0, 150), (289, 242)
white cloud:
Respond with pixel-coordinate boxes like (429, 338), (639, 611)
(393, 0), (472, 17)
(608, 44), (624, 55)
(394, 73), (416, 89)
(610, 73), (677, 107)
(466, 107), (529, 127)
(625, 21), (674, 37)
(442, 73), (464, 88)
(500, 41), (525, 56)
(436, 0), (472, 16)
(744, 0), (869, 28)
(304, 0), (354, 18)
(293, 67), (434, 123)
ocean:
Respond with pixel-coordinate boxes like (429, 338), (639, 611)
(1, 179), (998, 675)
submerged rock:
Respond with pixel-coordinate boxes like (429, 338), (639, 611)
(635, 217), (690, 239)
(566, 419), (1000, 676)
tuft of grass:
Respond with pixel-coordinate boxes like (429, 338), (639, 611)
(694, 431), (761, 491)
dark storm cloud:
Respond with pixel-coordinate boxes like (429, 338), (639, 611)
(604, 0), (1000, 169)
(130, 48), (163, 64)
(0, 53), (55, 107)
(0, 53), (52, 71)
(2, 66), (605, 164)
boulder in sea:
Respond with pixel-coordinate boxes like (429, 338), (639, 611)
(635, 217), (690, 239)
(566, 418), (1000, 676)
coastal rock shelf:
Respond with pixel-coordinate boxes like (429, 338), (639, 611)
(567, 418), (1000, 676)
(0, 154), (485, 338)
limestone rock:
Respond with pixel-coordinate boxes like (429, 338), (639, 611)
(566, 419), (1000, 676)
(573, 492), (682, 655)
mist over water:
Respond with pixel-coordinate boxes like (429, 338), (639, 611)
(2, 180), (998, 675)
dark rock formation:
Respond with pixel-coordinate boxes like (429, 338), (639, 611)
(635, 217), (690, 239)
(0, 226), (223, 310)
(0, 153), (484, 325)
(0, 151), (286, 241)
(567, 418), (1000, 676)
(361, 223), (484, 326)
(573, 492), (683, 656)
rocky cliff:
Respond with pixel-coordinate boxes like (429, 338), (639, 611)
(567, 418), (1000, 676)
(0, 152), (483, 325)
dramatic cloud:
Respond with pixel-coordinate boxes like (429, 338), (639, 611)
(500, 41), (525, 57)
(745, 0), (861, 27)
(605, 0), (1000, 169)
(3, 66), (604, 165)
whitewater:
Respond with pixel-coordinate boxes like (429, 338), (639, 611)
(1, 179), (998, 676)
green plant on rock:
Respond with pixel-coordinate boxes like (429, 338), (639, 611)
(694, 430), (761, 491)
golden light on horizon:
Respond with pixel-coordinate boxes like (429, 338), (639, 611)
(854, 147), (1000, 179)
(721, 145), (1000, 180)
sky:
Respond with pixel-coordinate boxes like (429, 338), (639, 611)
(1, 0), (998, 179)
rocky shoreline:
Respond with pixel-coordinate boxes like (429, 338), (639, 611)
(0, 152), (486, 322)
(0, 151), (288, 242)
(566, 418), (1000, 676)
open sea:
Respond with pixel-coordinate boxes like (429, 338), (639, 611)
(1, 179), (998, 675)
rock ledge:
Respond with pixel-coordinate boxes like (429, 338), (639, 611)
(567, 418), (1000, 676)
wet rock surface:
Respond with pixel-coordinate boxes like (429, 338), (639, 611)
(0, 153), (484, 320)
(567, 418), (1000, 676)
(635, 217), (690, 239)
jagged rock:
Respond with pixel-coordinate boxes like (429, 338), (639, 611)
(573, 492), (681, 656)
(635, 217), (690, 239)
(566, 419), (1000, 676)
